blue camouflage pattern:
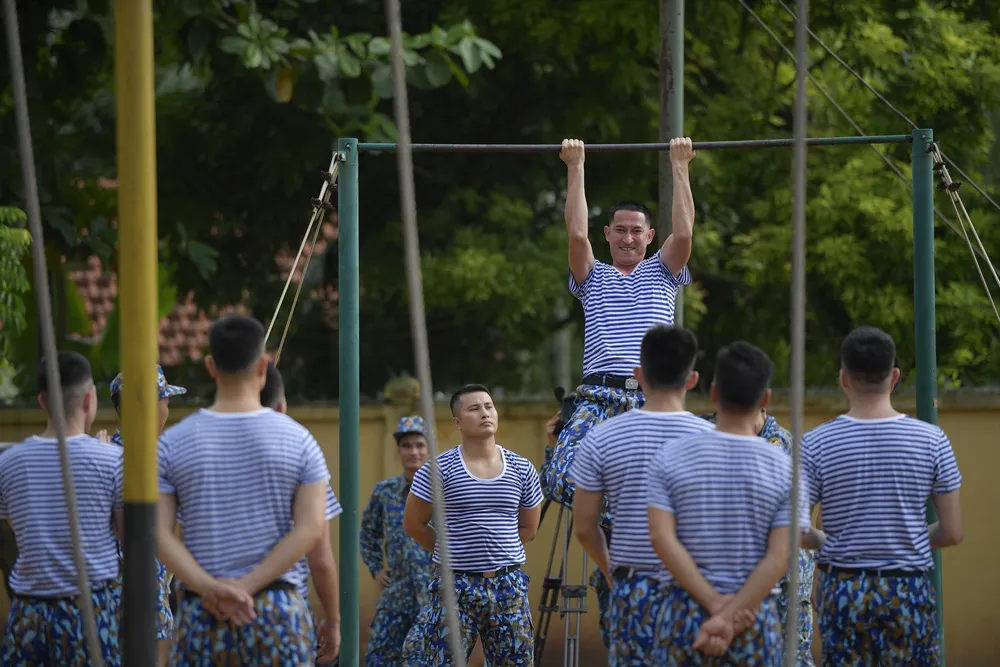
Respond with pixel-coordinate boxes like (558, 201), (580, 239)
(539, 383), (643, 648)
(402, 569), (534, 666)
(0, 584), (122, 666)
(170, 589), (315, 665)
(393, 415), (427, 440)
(654, 585), (782, 666)
(817, 569), (939, 666)
(361, 474), (435, 664)
(607, 571), (667, 666)
(109, 364), (187, 402)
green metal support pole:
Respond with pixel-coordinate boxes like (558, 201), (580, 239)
(338, 138), (360, 667)
(912, 127), (945, 665)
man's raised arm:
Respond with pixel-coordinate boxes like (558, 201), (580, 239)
(660, 137), (696, 277)
(561, 138), (596, 284)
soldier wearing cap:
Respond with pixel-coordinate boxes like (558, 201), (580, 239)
(360, 415), (434, 666)
(108, 364), (186, 665)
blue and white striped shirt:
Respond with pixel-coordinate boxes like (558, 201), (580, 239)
(410, 445), (544, 572)
(646, 431), (810, 595)
(570, 249), (691, 377)
(803, 415), (962, 571)
(570, 410), (714, 582)
(0, 435), (123, 597)
(293, 486), (343, 597)
(159, 409), (330, 591)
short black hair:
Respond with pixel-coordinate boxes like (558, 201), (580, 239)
(640, 325), (699, 390)
(841, 326), (896, 390)
(608, 200), (652, 227)
(260, 363), (285, 409)
(208, 314), (266, 374)
(713, 341), (774, 413)
(449, 383), (491, 416)
(36, 351), (94, 414)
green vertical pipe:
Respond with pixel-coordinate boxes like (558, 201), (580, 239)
(668, 0), (685, 326)
(912, 127), (945, 665)
(337, 138), (360, 667)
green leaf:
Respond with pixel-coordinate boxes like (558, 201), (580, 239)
(339, 50), (362, 78)
(368, 37), (391, 57)
(424, 50), (452, 87)
(457, 38), (481, 74)
(220, 36), (247, 55)
(186, 241), (219, 280)
(371, 63), (395, 98)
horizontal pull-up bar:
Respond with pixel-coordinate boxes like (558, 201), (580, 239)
(357, 134), (912, 154)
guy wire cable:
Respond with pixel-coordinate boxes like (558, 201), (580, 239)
(2, 0), (104, 663)
(784, 0), (808, 663)
(384, 0), (467, 663)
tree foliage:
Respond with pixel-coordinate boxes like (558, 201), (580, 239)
(2, 0), (1000, 399)
(0, 207), (30, 386)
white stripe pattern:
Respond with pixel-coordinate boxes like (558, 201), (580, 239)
(158, 409), (330, 591)
(570, 249), (691, 377)
(410, 445), (544, 572)
(0, 435), (123, 597)
(570, 410), (714, 582)
(803, 415), (962, 570)
(646, 431), (810, 595)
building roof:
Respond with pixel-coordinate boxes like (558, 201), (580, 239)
(67, 219), (338, 366)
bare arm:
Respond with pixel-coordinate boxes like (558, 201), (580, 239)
(574, 490), (611, 580)
(716, 526), (791, 621)
(403, 493), (437, 553)
(649, 506), (725, 612)
(561, 139), (596, 284)
(928, 490), (964, 548)
(306, 523), (340, 626)
(519, 503), (541, 543)
(239, 480), (327, 595)
(800, 527), (827, 551)
(660, 138), (696, 277)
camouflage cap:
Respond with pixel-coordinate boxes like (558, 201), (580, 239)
(110, 365), (187, 400)
(392, 415), (427, 443)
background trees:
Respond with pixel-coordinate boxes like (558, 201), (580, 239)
(2, 0), (999, 401)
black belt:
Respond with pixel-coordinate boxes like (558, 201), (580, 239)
(821, 564), (925, 578)
(452, 564), (519, 579)
(184, 579), (296, 600)
(581, 373), (641, 392)
(611, 566), (636, 580)
(14, 580), (112, 603)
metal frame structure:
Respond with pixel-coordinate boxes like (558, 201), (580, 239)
(334, 128), (945, 666)
(2, 0), (946, 661)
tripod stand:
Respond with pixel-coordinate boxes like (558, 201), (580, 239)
(533, 498), (588, 667)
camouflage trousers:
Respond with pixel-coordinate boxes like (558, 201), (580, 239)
(607, 569), (668, 666)
(402, 568), (533, 666)
(817, 567), (939, 666)
(365, 573), (432, 666)
(0, 582), (122, 666)
(170, 585), (315, 666)
(776, 583), (815, 666)
(653, 585), (782, 666)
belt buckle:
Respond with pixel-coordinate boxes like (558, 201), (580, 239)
(625, 377), (639, 391)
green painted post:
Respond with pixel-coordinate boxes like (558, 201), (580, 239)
(912, 127), (945, 665)
(337, 137), (360, 667)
